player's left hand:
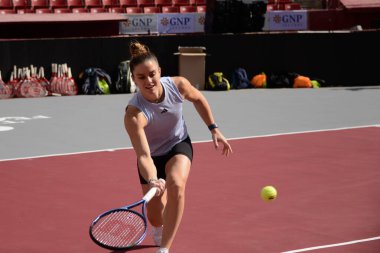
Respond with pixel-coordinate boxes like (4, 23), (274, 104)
(211, 129), (233, 156)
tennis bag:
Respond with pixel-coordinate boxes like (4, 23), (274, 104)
(206, 72), (231, 91)
(114, 60), (137, 94)
(80, 68), (112, 95)
(231, 67), (251, 89)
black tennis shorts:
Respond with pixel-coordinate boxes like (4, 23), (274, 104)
(138, 135), (193, 184)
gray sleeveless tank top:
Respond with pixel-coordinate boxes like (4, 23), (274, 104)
(128, 76), (188, 156)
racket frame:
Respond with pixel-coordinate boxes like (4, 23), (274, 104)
(89, 187), (157, 250)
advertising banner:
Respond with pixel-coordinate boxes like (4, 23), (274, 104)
(193, 12), (206, 33)
(157, 13), (195, 34)
(263, 10), (308, 31)
(119, 14), (158, 34)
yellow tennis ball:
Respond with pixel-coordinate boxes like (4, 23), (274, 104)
(261, 186), (278, 201)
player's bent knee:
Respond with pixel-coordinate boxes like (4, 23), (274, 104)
(166, 181), (186, 200)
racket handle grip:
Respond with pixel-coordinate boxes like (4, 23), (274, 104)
(143, 187), (158, 202)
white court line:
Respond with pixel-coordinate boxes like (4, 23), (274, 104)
(282, 236), (380, 253)
(1, 124), (379, 162)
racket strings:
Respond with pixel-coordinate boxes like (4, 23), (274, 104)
(92, 210), (146, 248)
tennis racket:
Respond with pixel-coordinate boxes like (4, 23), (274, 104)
(89, 185), (161, 250)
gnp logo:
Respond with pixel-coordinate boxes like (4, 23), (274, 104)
(273, 14), (303, 24)
(198, 16), (205, 25)
(124, 17), (154, 27)
(160, 17), (191, 26)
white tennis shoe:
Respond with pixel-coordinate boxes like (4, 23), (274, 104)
(152, 226), (163, 246)
(156, 248), (169, 253)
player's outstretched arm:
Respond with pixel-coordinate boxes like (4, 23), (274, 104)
(173, 76), (233, 156)
(124, 106), (166, 195)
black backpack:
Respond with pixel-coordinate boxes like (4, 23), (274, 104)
(114, 60), (137, 94)
(231, 67), (251, 89)
(206, 72), (231, 91)
(80, 68), (112, 95)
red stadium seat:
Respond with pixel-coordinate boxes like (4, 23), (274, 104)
(143, 5), (159, 13)
(196, 4), (205, 12)
(0, 8), (16, 13)
(13, 0), (30, 9)
(277, 3), (285, 10)
(126, 6), (141, 12)
(119, 0), (136, 7)
(84, 0), (101, 7)
(0, 0), (13, 8)
(54, 7), (71, 12)
(154, 0), (170, 6)
(89, 6), (105, 11)
(50, 0), (67, 8)
(285, 3), (301, 10)
(35, 7), (52, 12)
(17, 8), (34, 13)
(67, 0), (83, 8)
(31, 0), (48, 9)
(109, 6), (125, 12)
(161, 5), (177, 12)
(179, 5), (195, 12)
(189, 0), (205, 5)
(266, 4), (278, 11)
(172, 0), (188, 6)
(102, 0), (117, 7)
(71, 6), (87, 11)
(136, 0), (153, 7)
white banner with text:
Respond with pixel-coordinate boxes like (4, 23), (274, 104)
(263, 10), (308, 31)
(119, 13), (205, 35)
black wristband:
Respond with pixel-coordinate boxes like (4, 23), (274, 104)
(208, 123), (218, 131)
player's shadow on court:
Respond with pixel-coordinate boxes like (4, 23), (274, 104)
(110, 245), (157, 252)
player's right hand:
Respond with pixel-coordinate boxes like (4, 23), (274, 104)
(149, 178), (166, 196)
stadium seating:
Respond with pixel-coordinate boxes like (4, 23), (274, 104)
(84, 0), (101, 8)
(17, 8), (34, 13)
(31, 0), (48, 9)
(0, 8), (16, 13)
(267, 4), (278, 11)
(0, 0), (13, 9)
(285, 3), (301, 10)
(71, 7), (88, 12)
(267, 0), (301, 11)
(126, 6), (142, 12)
(189, 0), (205, 5)
(161, 5), (177, 13)
(144, 6), (160, 13)
(172, 0), (188, 6)
(67, 0), (84, 8)
(109, 6), (125, 12)
(13, 0), (30, 9)
(54, 7), (72, 12)
(137, 0), (153, 7)
(90, 6), (106, 12)
(179, 5), (195, 12)
(154, 0), (170, 6)
(35, 7), (52, 13)
(102, 0), (118, 8)
(119, 0), (136, 7)
(196, 4), (205, 12)
(50, 0), (68, 9)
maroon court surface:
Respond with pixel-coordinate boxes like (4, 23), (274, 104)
(0, 126), (379, 253)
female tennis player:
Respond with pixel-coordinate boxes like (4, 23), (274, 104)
(124, 41), (233, 253)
